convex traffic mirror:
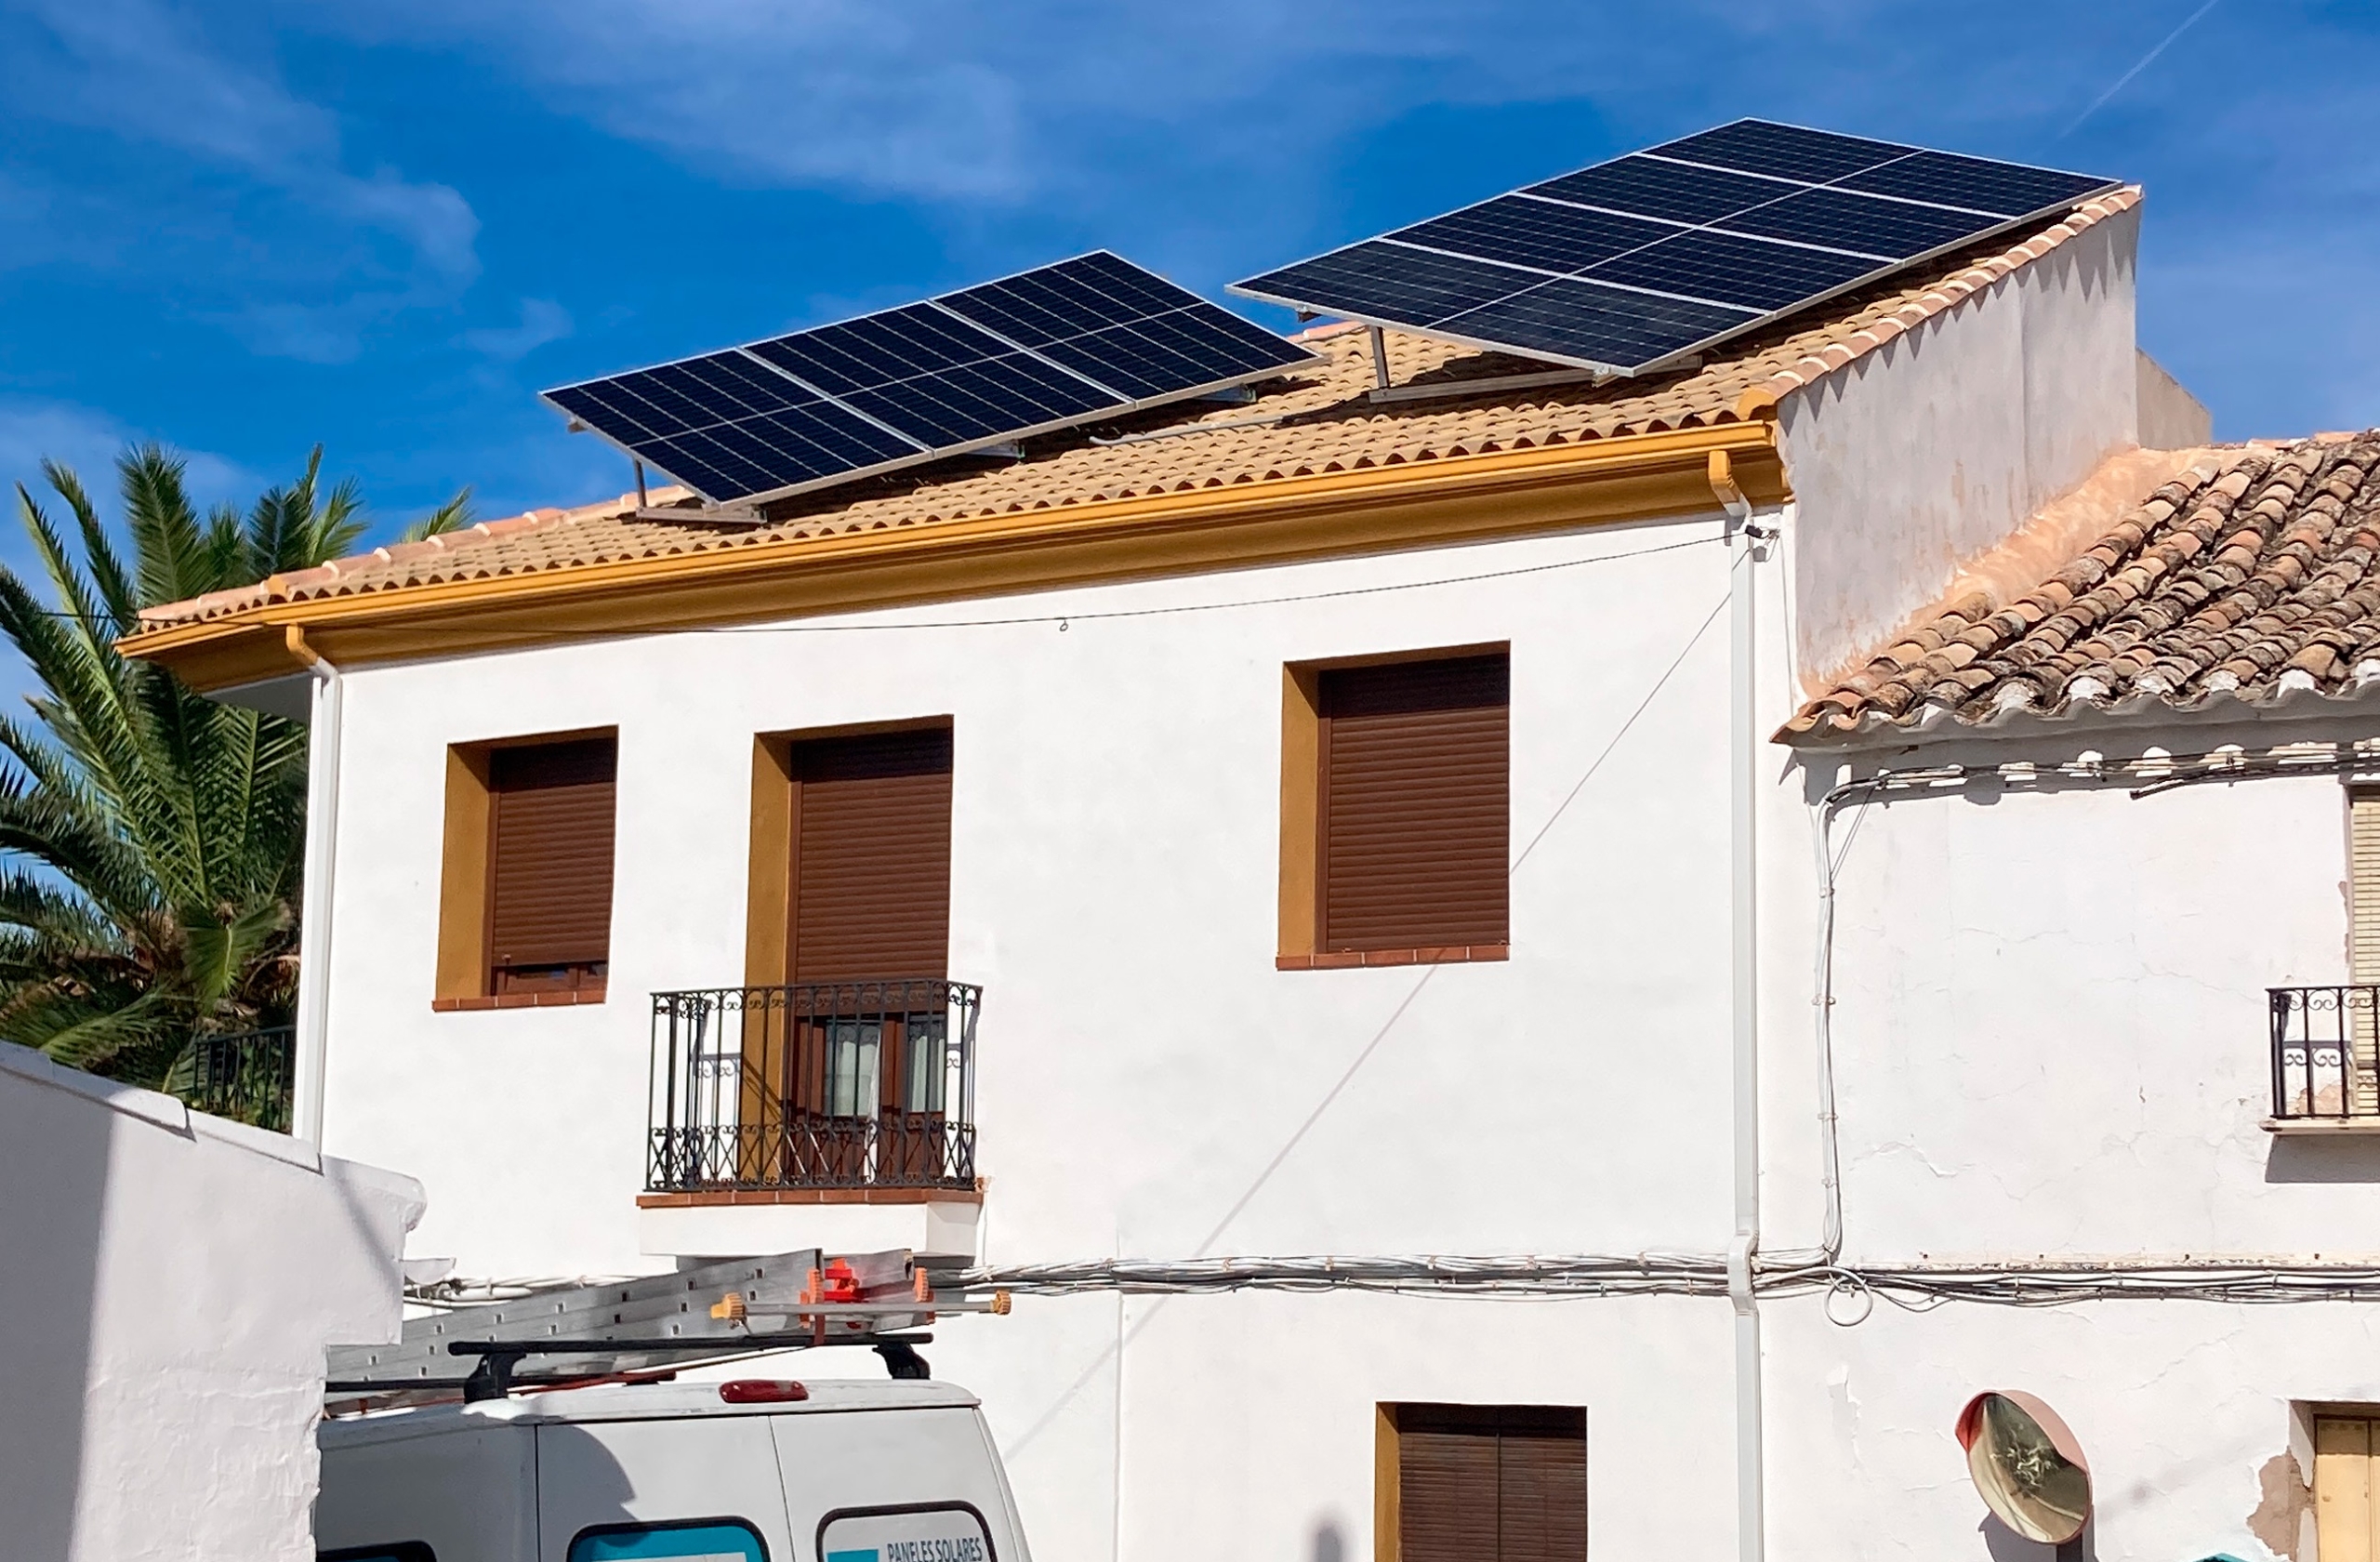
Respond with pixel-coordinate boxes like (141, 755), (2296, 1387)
(1956, 1390), (2092, 1545)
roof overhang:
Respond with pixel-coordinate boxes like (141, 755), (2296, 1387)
(121, 419), (1785, 692)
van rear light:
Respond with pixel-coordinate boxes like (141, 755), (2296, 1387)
(720, 1380), (808, 1404)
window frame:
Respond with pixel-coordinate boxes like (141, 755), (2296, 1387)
(814, 1500), (1000, 1562)
(744, 717), (954, 988)
(564, 1517), (770, 1561)
(1278, 643), (1512, 970)
(432, 725), (619, 1011)
(1375, 1400), (1587, 1562)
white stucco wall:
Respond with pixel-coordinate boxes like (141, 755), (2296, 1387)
(1766, 1294), (2377, 1562)
(313, 510), (1786, 1560)
(299, 453), (2380, 1562)
(0, 1042), (422, 1562)
(1805, 718), (2380, 1261)
(1779, 205), (2142, 685)
(1767, 713), (2380, 1561)
(315, 514), (1752, 1280)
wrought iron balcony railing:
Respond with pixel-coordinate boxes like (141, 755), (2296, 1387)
(648, 979), (980, 1193)
(2269, 986), (2380, 1122)
(177, 1026), (296, 1132)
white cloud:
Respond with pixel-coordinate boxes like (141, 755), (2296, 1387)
(329, 0), (1034, 199)
(1, 0), (480, 357)
(462, 298), (575, 363)
(0, 399), (255, 511)
(281, 0), (2176, 228)
(0, 397), (262, 523)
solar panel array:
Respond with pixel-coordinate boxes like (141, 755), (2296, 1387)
(543, 252), (1319, 505)
(1231, 120), (2120, 376)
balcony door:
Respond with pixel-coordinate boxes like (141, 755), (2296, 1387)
(780, 726), (953, 1184)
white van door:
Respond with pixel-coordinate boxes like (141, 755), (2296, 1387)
(317, 1423), (536, 1562)
(771, 1407), (1029, 1562)
(536, 1417), (799, 1562)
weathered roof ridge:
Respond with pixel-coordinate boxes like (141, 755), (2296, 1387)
(1733, 185), (2142, 420)
(1784, 430), (2380, 743)
(135, 190), (2141, 632)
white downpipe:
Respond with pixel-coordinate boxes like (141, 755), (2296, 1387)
(1712, 454), (1765, 1562)
(288, 628), (342, 1147)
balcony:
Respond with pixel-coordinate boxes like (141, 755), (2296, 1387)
(172, 1026), (295, 1132)
(2268, 986), (2380, 1131)
(647, 979), (980, 1194)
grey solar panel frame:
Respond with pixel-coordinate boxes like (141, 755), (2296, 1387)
(1228, 120), (2121, 378)
(543, 251), (1323, 508)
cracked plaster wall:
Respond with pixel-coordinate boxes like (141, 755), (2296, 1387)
(1766, 1296), (2375, 1562)
(1816, 726), (2374, 1259)
(1775, 715), (2380, 1558)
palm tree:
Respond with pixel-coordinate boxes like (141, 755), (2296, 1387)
(0, 443), (465, 1094)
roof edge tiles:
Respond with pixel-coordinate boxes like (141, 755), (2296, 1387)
(1784, 430), (2380, 746)
(124, 420), (1788, 693)
(121, 192), (2136, 691)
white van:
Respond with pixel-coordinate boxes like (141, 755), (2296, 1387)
(316, 1377), (1032, 1562)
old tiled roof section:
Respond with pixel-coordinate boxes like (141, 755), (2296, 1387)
(139, 189), (2141, 630)
(1785, 432), (2380, 740)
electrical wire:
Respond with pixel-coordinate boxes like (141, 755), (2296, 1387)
(957, 1253), (2380, 1308)
(985, 733), (2380, 1333)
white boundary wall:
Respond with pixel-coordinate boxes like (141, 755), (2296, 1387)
(0, 1041), (422, 1561)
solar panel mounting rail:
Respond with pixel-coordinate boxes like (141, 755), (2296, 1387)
(543, 251), (1323, 509)
(1230, 119), (2121, 379)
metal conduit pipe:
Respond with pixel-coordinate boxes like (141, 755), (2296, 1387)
(286, 626), (342, 1146)
(1709, 451), (1766, 1562)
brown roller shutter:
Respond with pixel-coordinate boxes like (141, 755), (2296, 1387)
(486, 736), (616, 992)
(1495, 1410), (1590, 1562)
(1399, 1405), (1505, 1562)
(1319, 654), (1509, 952)
(790, 727), (952, 981)
(1395, 1404), (1585, 1562)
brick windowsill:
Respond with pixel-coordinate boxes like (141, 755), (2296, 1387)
(432, 987), (608, 1013)
(638, 1185), (985, 1209)
(1276, 944), (1509, 972)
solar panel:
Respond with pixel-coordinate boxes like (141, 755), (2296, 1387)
(1231, 120), (2121, 377)
(545, 252), (1321, 505)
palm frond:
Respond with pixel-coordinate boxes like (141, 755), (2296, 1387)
(0, 443), (389, 1081)
(402, 486), (475, 542)
(121, 446), (211, 609)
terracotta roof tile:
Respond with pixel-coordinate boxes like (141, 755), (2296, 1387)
(139, 190), (2142, 630)
(1785, 432), (2380, 741)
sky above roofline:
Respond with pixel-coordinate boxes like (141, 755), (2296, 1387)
(0, 0), (2373, 579)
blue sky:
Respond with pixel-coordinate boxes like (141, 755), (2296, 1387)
(1, 0), (2374, 557)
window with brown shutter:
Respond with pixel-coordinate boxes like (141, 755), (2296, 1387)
(1379, 1403), (1586, 1562)
(487, 737), (616, 994)
(738, 724), (956, 1176)
(1279, 648), (1510, 967)
(433, 728), (617, 1009)
(745, 722), (959, 989)
(787, 726), (953, 982)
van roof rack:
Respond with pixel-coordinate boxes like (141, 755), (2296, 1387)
(326, 1248), (1010, 1410)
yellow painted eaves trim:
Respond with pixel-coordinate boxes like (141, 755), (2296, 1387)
(125, 418), (1783, 688)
